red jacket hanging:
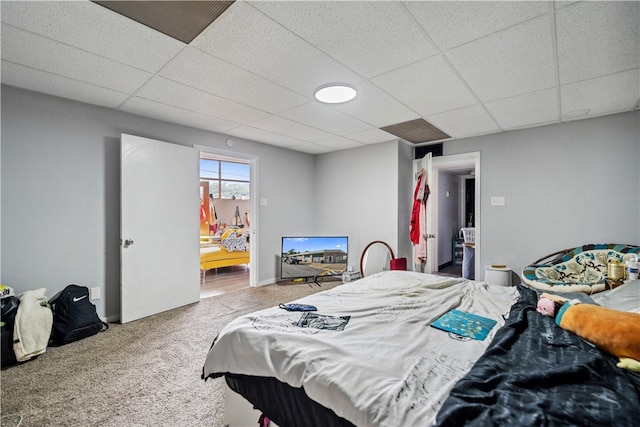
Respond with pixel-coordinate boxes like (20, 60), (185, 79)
(410, 173), (429, 244)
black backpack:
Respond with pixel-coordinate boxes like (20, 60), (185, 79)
(1, 296), (20, 368)
(50, 285), (108, 345)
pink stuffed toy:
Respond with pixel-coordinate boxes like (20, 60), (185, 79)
(537, 296), (557, 316)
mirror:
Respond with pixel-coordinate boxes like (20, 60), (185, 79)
(360, 241), (395, 277)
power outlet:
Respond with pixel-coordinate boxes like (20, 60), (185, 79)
(490, 196), (506, 206)
(90, 287), (101, 300)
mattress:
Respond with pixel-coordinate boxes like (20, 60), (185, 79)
(203, 271), (519, 426)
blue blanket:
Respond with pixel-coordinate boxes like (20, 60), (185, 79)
(435, 286), (640, 426)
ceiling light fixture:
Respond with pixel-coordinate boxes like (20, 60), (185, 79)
(314, 83), (357, 104)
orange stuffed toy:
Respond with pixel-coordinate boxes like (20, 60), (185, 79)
(555, 300), (640, 368)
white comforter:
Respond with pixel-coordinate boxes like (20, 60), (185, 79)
(203, 271), (519, 426)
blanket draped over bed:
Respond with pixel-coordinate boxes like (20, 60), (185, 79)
(203, 272), (519, 426)
(435, 286), (640, 426)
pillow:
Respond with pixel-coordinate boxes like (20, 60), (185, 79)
(220, 228), (240, 240)
(220, 236), (248, 252)
(591, 280), (640, 313)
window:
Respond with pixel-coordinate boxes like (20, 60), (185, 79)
(200, 159), (250, 200)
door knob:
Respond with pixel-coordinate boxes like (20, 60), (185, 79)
(123, 239), (134, 248)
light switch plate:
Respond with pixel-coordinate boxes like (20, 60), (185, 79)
(90, 287), (101, 300)
(491, 196), (505, 206)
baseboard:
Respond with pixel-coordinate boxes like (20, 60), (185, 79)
(439, 261), (453, 270)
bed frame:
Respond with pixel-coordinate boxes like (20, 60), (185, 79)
(200, 245), (249, 281)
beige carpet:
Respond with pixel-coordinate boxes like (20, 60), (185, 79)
(0, 281), (341, 427)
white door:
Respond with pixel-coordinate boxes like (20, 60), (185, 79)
(121, 134), (200, 323)
(413, 153), (436, 273)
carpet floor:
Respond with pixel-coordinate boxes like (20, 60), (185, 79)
(0, 281), (341, 427)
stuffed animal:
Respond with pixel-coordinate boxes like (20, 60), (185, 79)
(556, 300), (640, 369)
(536, 296), (557, 316)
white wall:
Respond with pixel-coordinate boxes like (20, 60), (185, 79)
(443, 111), (640, 282)
(1, 86), (316, 319)
(437, 170), (460, 265)
(212, 198), (250, 230)
(314, 141), (407, 271)
(396, 142), (414, 262)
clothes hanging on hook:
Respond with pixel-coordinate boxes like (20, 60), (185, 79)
(410, 173), (426, 244)
(411, 170), (430, 264)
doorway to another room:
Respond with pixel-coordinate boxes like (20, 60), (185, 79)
(199, 153), (252, 298)
(431, 154), (479, 279)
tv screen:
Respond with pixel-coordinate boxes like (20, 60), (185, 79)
(281, 236), (348, 281)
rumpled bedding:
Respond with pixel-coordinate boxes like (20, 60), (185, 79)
(203, 271), (519, 427)
(434, 286), (640, 426)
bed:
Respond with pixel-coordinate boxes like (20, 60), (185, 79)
(202, 271), (640, 426)
(200, 229), (250, 280)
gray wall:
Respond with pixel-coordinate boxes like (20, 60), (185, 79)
(2, 85), (639, 320)
(1, 86), (316, 319)
(314, 141), (407, 271)
(437, 170), (460, 265)
(444, 111), (640, 282)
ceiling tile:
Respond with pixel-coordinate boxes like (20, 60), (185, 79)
(556, 1), (640, 84)
(159, 47), (307, 114)
(249, 116), (333, 142)
(280, 102), (372, 136)
(92, 1), (233, 44)
(404, 0), (549, 51)
(1, 61), (129, 108)
(561, 69), (640, 119)
(372, 55), (477, 116)
(2, 25), (152, 94)
(253, 1), (436, 79)
(331, 81), (419, 127)
(485, 88), (558, 130)
(136, 77), (269, 124)
(445, 16), (556, 102)
(290, 142), (334, 155)
(120, 96), (240, 133)
(1, 1), (184, 73)
(191, 1), (362, 97)
(226, 126), (307, 149)
(313, 137), (364, 150)
(347, 128), (397, 145)
(428, 105), (500, 138)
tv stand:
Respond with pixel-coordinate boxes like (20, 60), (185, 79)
(304, 276), (323, 287)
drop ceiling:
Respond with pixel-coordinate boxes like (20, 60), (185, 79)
(1, 1), (638, 155)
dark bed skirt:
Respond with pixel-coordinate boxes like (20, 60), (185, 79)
(225, 373), (355, 427)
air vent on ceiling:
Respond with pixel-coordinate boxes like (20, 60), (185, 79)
(92, 1), (235, 44)
(381, 118), (450, 144)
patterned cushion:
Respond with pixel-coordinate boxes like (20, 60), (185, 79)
(220, 236), (248, 252)
(522, 244), (640, 293)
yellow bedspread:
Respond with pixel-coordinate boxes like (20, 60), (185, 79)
(200, 245), (249, 272)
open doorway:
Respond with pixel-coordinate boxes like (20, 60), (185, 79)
(199, 152), (252, 298)
(431, 153), (480, 279)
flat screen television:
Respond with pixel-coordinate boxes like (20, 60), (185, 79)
(281, 236), (348, 283)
